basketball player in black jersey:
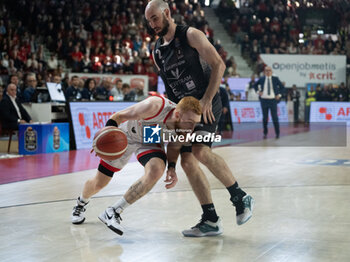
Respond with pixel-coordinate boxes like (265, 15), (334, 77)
(145, 0), (254, 237)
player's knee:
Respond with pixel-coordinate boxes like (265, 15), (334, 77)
(181, 157), (196, 174)
(192, 146), (210, 165)
(145, 163), (164, 182)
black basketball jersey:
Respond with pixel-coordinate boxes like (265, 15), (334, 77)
(154, 25), (211, 103)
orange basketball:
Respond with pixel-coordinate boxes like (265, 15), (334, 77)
(92, 126), (128, 161)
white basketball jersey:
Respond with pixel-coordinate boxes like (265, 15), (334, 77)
(119, 96), (176, 142)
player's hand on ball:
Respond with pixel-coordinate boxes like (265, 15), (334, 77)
(90, 148), (97, 156)
(164, 168), (178, 189)
(200, 97), (215, 124)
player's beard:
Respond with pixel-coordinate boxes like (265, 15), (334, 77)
(157, 14), (170, 37)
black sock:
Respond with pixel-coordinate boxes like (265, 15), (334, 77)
(201, 203), (218, 223)
(227, 182), (247, 215)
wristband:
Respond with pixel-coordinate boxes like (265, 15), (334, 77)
(168, 162), (176, 169)
(106, 119), (118, 127)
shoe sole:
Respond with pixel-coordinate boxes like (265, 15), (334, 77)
(72, 217), (85, 225)
(98, 215), (123, 236)
(182, 231), (223, 237)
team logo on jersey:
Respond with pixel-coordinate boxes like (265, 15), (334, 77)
(143, 124), (161, 144)
(169, 68), (185, 80)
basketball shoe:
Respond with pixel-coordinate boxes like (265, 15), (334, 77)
(98, 207), (124, 235)
(182, 217), (223, 237)
(71, 197), (88, 224)
(235, 194), (254, 225)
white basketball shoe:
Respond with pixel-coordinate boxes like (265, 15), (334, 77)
(98, 207), (124, 235)
(71, 197), (88, 224)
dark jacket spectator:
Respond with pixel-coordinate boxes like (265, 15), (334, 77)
(65, 76), (82, 101)
(122, 83), (135, 101)
(0, 84), (32, 130)
(336, 83), (349, 102)
(23, 73), (38, 102)
(95, 79), (112, 100)
(81, 78), (96, 101)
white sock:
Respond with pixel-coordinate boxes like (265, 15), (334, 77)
(111, 197), (130, 213)
(79, 194), (90, 205)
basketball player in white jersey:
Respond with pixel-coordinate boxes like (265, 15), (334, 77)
(71, 95), (202, 235)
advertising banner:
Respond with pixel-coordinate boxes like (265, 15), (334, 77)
(19, 123), (69, 155)
(260, 55), (346, 87)
(69, 102), (136, 149)
(230, 101), (288, 123)
(310, 102), (350, 126)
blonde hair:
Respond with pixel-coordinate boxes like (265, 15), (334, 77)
(176, 96), (202, 115)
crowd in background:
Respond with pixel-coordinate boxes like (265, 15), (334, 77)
(217, 0), (350, 74)
(0, 0), (349, 106)
(0, 0), (238, 94)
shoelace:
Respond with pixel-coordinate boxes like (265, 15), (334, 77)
(73, 205), (85, 216)
(112, 210), (123, 222)
(192, 216), (207, 229)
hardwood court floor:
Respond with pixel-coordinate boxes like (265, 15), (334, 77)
(0, 125), (349, 262)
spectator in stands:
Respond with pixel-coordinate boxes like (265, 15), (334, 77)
(96, 79), (112, 101)
(133, 57), (146, 74)
(319, 84), (333, 101)
(134, 80), (147, 102)
(65, 75), (82, 101)
(7, 59), (18, 75)
(47, 54), (58, 70)
(290, 85), (300, 123)
(336, 82), (348, 102)
(4, 74), (23, 102)
(241, 34), (251, 59)
(315, 84), (322, 101)
(81, 55), (92, 73)
(122, 83), (135, 101)
(0, 83), (32, 130)
(52, 74), (62, 85)
(109, 79), (124, 101)
(23, 73), (38, 102)
(225, 56), (237, 74)
(82, 78), (96, 101)
(250, 39), (260, 63)
(26, 53), (39, 71)
(71, 46), (84, 72)
(1, 53), (9, 69)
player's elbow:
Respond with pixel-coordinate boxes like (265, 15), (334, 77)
(215, 57), (226, 75)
